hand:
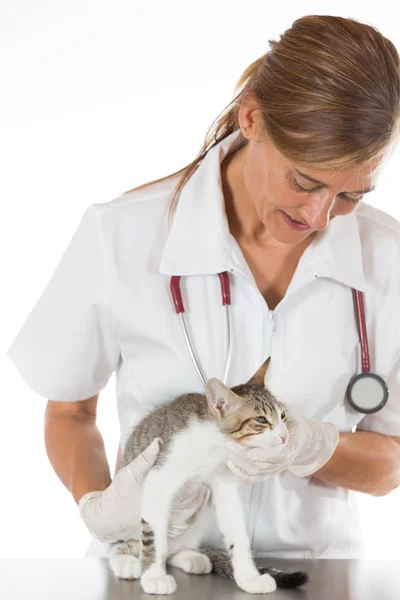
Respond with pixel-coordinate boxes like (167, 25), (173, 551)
(167, 478), (212, 538)
(225, 407), (339, 482)
(79, 438), (211, 543)
(225, 439), (295, 483)
(78, 437), (161, 543)
(285, 407), (340, 477)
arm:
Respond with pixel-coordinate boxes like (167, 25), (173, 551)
(44, 395), (112, 505)
(311, 431), (400, 497)
(226, 416), (400, 496)
(44, 397), (211, 542)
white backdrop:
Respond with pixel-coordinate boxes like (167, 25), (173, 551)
(2, 1), (399, 559)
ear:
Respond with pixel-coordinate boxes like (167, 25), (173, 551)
(205, 378), (241, 419)
(246, 357), (271, 387)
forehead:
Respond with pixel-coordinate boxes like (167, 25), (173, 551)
(241, 389), (284, 413)
(292, 157), (381, 183)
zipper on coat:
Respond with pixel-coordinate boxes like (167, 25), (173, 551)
(245, 277), (316, 549)
(266, 309), (276, 357)
(246, 305), (274, 546)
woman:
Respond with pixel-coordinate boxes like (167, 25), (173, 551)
(7, 14), (400, 560)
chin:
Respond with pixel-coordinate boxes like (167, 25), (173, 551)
(271, 232), (311, 247)
(259, 215), (308, 245)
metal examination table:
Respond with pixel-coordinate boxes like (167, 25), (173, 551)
(0, 557), (399, 599)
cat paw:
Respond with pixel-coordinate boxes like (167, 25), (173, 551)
(167, 550), (212, 574)
(109, 554), (142, 580)
(236, 573), (277, 594)
(141, 566), (177, 595)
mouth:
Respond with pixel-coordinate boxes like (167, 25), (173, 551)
(281, 211), (311, 231)
(285, 213), (307, 225)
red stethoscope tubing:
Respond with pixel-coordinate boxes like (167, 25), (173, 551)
(352, 288), (370, 373)
(170, 272), (388, 413)
(170, 272), (231, 311)
(170, 273), (230, 387)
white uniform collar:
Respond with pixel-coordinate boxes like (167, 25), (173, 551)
(159, 129), (366, 292)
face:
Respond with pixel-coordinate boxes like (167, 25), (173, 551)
(205, 378), (289, 448)
(227, 97), (382, 247)
(228, 399), (290, 449)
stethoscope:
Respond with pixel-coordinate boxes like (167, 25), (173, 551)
(170, 272), (389, 414)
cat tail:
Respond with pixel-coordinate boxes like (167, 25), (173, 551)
(198, 546), (309, 589)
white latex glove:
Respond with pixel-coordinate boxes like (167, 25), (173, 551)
(286, 408), (340, 477)
(225, 407), (339, 482)
(78, 438), (211, 542)
(167, 478), (211, 537)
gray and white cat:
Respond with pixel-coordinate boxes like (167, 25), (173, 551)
(108, 358), (309, 594)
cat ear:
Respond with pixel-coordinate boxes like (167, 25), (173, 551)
(205, 378), (241, 419)
(245, 357), (271, 387)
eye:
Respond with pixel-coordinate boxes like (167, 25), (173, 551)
(254, 416), (268, 424)
(281, 411), (286, 420)
(292, 178), (362, 205)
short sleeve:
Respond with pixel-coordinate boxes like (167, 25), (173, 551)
(6, 204), (120, 401)
(356, 354), (400, 436)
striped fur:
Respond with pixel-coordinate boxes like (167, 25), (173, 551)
(199, 547), (309, 587)
(140, 519), (156, 570)
(109, 359), (310, 593)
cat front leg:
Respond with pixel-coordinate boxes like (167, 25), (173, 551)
(139, 473), (177, 595)
(212, 476), (277, 594)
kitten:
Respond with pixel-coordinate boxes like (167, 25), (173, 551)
(108, 358), (309, 594)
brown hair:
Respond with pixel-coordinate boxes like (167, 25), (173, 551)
(124, 15), (400, 226)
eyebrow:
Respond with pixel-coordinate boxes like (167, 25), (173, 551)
(294, 168), (376, 195)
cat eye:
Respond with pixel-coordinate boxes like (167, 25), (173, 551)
(281, 411), (286, 420)
(254, 416), (268, 424)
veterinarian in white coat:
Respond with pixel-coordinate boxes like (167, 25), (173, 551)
(7, 123), (400, 559)
(9, 18), (400, 566)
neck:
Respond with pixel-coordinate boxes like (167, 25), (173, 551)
(221, 145), (259, 242)
(221, 145), (315, 255)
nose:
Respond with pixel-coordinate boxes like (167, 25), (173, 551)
(300, 194), (335, 230)
(280, 435), (287, 444)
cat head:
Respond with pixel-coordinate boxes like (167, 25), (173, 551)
(204, 358), (289, 448)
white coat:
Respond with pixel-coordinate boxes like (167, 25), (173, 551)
(7, 129), (400, 559)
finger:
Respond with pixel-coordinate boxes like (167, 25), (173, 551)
(194, 486), (211, 512)
(179, 483), (211, 511)
(224, 451), (246, 468)
(174, 480), (203, 503)
(225, 452), (268, 476)
(226, 459), (266, 483)
(141, 438), (162, 464)
(225, 449), (277, 472)
(127, 438), (161, 482)
(178, 479), (201, 498)
(168, 524), (187, 538)
(226, 449), (287, 476)
(174, 490), (201, 509)
(168, 489), (211, 534)
(186, 488), (212, 525)
(246, 446), (289, 462)
(225, 441), (249, 457)
(224, 449), (252, 470)
(226, 441), (285, 464)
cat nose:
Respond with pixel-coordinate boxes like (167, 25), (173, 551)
(280, 435), (287, 444)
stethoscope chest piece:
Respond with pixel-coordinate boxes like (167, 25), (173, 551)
(346, 372), (389, 414)
(346, 289), (389, 414)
